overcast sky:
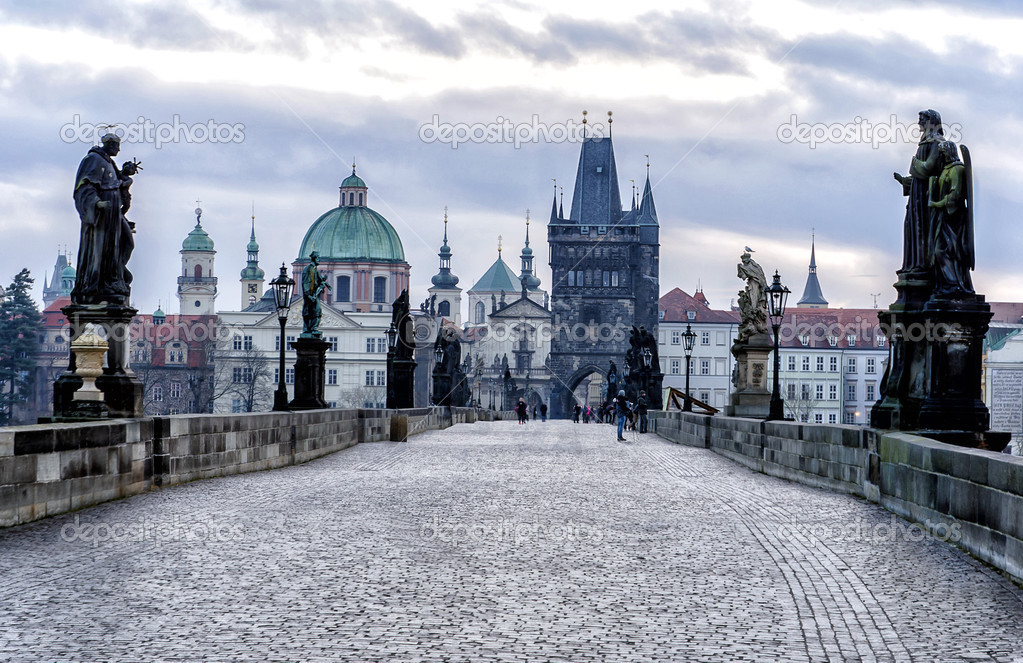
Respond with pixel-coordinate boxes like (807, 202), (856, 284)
(3, 0), (1022, 317)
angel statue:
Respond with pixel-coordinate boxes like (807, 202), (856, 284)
(736, 251), (768, 341)
(928, 140), (975, 300)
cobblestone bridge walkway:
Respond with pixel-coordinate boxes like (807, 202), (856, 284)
(2, 420), (1022, 662)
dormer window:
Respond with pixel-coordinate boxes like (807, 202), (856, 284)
(687, 310), (696, 321)
(827, 335), (837, 347)
(800, 334), (810, 346)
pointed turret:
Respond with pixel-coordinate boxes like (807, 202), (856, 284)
(796, 235), (828, 308)
(520, 210), (541, 291)
(428, 207), (462, 323)
(549, 190), (559, 225)
(568, 113), (623, 225)
(240, 208), (266, 309)
(637, 171), (658, 225)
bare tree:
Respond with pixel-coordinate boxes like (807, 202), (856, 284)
(783, 380), (821, 423)
(334, 385), (385, 409)
(213, 343), (274, 412)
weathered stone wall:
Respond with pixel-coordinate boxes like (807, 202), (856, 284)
(651, 410), (1021, 581)
(0, 406), (484, 528)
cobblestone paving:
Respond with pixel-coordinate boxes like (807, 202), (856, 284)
(2, 420), (1023, 662)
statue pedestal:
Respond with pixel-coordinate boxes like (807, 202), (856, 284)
(387, 356), (417, 409)
(52, 304), (143, 420)
(288, 336), (331, 410)
(872, 287), (1010, 451)
(727, 333), (772, 418)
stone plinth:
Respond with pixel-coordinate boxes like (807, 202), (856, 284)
(288, 336), (331, 410)
(727, 332), (772, 418)
(53, 304), (143, 420)
(387, 355), (417, 409)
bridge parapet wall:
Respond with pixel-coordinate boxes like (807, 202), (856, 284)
(0, 406), (496, 529)
(651, 411), (1022, 582)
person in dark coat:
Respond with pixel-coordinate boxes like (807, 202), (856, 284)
(614, 390), (630, 441)
(539, 402), (548, 422)
(573, 403), (582, 423)
(516, 398), (528, 424)
(637, 391), (649, 434)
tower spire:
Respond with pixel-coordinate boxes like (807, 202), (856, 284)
(796, 233), (828, 308)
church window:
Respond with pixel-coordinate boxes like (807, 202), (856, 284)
(373, 277), (387, 303)
(438, 300), (450, 317)
(349, 192), (355, 206)
(358, 192), (363, 205)
(602, 271), (609, 287)
(611, 271), (619, 286)
(475, 301), (486, 324)
(568, 271), (575, 287)
(337, 275), (351, 302)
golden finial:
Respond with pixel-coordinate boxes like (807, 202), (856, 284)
(526, 209), (530, 226)
(352, 160), (356, 173)
(444, 205), (448, 224)
(498, 235), (503, 256)
(607, 110), (613, 126)
(645, 154), (650, 176)
(582, 110), (588, 125)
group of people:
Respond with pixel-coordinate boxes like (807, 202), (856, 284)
(571, 391), (649, 441)
(514, 398), (547, 424)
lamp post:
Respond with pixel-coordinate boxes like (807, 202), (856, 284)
(385, 322), (397, 407)
(682, 323), (696, 412)
(489, 377), (496, 410)
(474, 362), (482, 408)
(524, 367), (531, 406)
(432, 343), (445, 405)
(270, 263), (296, 411)
(766, 270), (791, 421)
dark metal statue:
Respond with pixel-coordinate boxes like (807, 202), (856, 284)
(300, 251), (330, 336)
(928, 140), (975, 299)
(894, 109), (944, 274)
(71, 134), (142, 306)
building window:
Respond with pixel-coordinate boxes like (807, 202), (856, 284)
(829, 356), (838, 372)
(602, 271), (610, 287)
(815, 384), (824, 400)
(827, 336), (837, 347)
(285, 368), (294, 384)
(233, 335), (242, 350)
(787, 356), (796, 371)
(568, 271), (575, 287)
(232, 399), (243, 413)
(802, 356), (810, 371)
(786, 383), (796, 400)
(866, 383), (876, 401)
(801, 383), (811, 399)
(576, 270), (585, 285)
(816, 356), (825, 372)
(327, 336), (338, 352)
(580, 226), (589, 235)
(287, 335), (296, 347)
(814, 413), (823, 424)
(877, 335), (886, 348)
(337, 275), (351, 302)
(847, 357), (857, 373)
(275, 336), (280, 351)
(377, 338), (387, 353)
(699, 391), (710, 403)
(844, 411), (856, 424)
(365, 370), (374, 386)
(866, 358), (876, 374)
(376, 370), (386, 387)
(828, 413), (837, 424)
(847, 334), (857, 347)
(658, 310), (665, 322)
(670, 359), (681, 375)
(700, 359), (710, 375)
(327, 369), (338, 385)
(170, 382), (181, 399)
(847, 382), (857, 401)
(687, 311), (696, 321)
(232, 367), (253, 383)
(611, 271), (619, 287)
(438, 300), (450, 317)
(671, 331), (681, 345)
(800, 413), (809, 423)
(274, 368), (279, 384)
(829, 384), (837, 400)
(358, 192), (363, 205)
(373, 277), (387, 303)
(243, 335), (253, 350)
(153, 385), (164, 402)
(475, 301), (486, 323)
(800, 334), (809, 346)
(701, 331), (710, 346)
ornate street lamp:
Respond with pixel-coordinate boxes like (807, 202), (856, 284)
(766, 270), (791, 421)
(682, 323), (697, 412)
(386, 322), (398, 351)
(641, 347), (652, 370)
(270, 263), (295, 411)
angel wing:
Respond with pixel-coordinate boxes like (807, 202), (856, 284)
(961, 144), (974, 270)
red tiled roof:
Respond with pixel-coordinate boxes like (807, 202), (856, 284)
(989, 302), (1023, 324)
(658, 288), (739, 324)
(776, 308), (883, 349)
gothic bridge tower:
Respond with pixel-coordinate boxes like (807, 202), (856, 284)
(547, 115), (660, 418)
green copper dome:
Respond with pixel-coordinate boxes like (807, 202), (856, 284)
(182, 222), (215, 252)
(298, 206), (405, 263)
(61, 264), (76, 279)
(341, 171), (367, 189)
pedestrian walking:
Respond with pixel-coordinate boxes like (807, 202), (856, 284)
(637, 391), (649, 434)
(532, 405), (538, 420)
(614, 390), (630, 441)
(540, 402), (548, 422)
(573, 403), (581, 423)
(582, 406), (590, 424)
(516, 398), (528, 424)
